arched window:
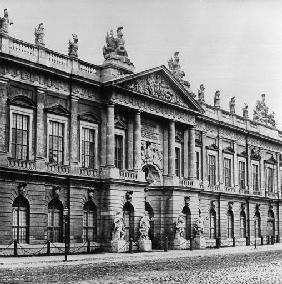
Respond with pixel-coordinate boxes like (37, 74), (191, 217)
(240, 211), (246, 238)
(267, 210), (275, 237)
(145, 202), (154, 241)
(48, 198), (63, 242)
(255, 211), (261, 238)
(123, 202), (134, 241)
(182, 205), (191, 239)
(83, 200), (97, 242)
(12, 195), (29, 243)
(227, 209), (234, 238)
(209, 209), (216, 239)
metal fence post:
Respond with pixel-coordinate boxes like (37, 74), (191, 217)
(47, 240), (50, 256)
(232, 237), (236, 247)
(164, 235), (168, 252)
(13, 240), (18, 257)
(129, 237), (133, 253)
(87, 240), (90, 253)
(190, 237), (193, 250)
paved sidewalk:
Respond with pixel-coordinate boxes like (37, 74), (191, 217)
(1, 243), (282, 269)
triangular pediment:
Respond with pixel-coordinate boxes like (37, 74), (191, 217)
(45, 104), (70, 116)
(107, 66), (203, 113)
(79, 112), (101, 124)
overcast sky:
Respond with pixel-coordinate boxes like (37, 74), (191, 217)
(2, 0), (282, 128)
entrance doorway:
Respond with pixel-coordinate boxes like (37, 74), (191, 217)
(145, 202), (156, 248)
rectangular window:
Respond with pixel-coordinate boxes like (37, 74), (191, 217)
(115, 135), (123, 169)
(267, 167), (274, 192)
(196, 152), (200, 180)
(11, 113), (29, 160)
(224, 158), (232, 187)
(239, 161), (246, 189)
(252, 165), (259, 191)
(175, 147), (181, 177)
(208, 155), (216, 186)
(81, 128), (95, 168)
(48, 121), (64, 164)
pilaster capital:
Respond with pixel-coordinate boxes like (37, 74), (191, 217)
(107, 102), (115, 108)
(37, 87), (46, 94)
(0, 76), (9, 85)
(70, 94), (80, 102)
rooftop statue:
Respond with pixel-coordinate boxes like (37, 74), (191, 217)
(229, 96), (235, 114)
(168, 52), (190, 88)
(68, 34), (78, 58)
(103, 27), (132, 65)
(34, 23), (45, 47)
(214, 90), (221, 108)
(253, 94), (276, 128)
(0, 9), (13, 34)
(198, 84), (205, 103)
(243, 103), (249, 119)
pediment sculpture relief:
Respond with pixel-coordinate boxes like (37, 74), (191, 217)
(141, 141), (163, 170)
(123, 73), (185, 106)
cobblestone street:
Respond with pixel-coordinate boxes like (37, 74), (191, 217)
(1, 247), (282, 283)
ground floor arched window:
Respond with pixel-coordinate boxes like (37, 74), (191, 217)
(83, 200), (97, 242)
(12, 195), (29, 243)
(240, 210), (246, 238)
(123, 202), (134, 241)
(227, 209), (234, 238)
(182, 205), (191, 240)
(48, 198), (63, 242)
(209, 209), (216, 239)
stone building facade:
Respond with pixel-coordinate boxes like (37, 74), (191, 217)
(0, 16), (281, 251)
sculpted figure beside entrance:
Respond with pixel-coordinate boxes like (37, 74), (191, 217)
(139, 211), (152, 240)
(112, 211), (125, 240)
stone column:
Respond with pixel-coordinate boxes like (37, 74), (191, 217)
(260, 151), (265, 195)
(188, 126), (196, 179)
(218, 137), (223, 186)
(277, 153), (281, 198)
(70, 95), (79, 165)
(106, 103), (115, 167)
(0, 77), (9, 156)
(233, 142), (238, 188)
(127, 118), (134, 170)
(36, 88), (46, 169)
(183, 128), (189, 178)
(168, 120), (175, 176)
(202, 132), (207, 183)
(133, 110), (141, 170)
(246, 144), (252, 194)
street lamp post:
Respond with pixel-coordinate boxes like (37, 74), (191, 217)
(254, 215), (257, 249)
(63, 207), (69, 261)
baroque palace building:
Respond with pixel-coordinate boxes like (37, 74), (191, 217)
(0, 10), (281, 252)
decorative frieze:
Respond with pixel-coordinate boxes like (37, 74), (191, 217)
(111, 91), (195, 125)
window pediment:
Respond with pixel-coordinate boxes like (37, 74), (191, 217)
(206, 143), (219, 151)
(45, 104), (70, 116)
(237, 150), (248, 158)
(8, 95), (36, 109)
(264, 155), (277, 165)
(79, 112), (101, 124)
(223, 146), (234, 154)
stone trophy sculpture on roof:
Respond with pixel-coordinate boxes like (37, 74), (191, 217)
(168, 51), (190, 89)
(103, 26), (133, 67)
